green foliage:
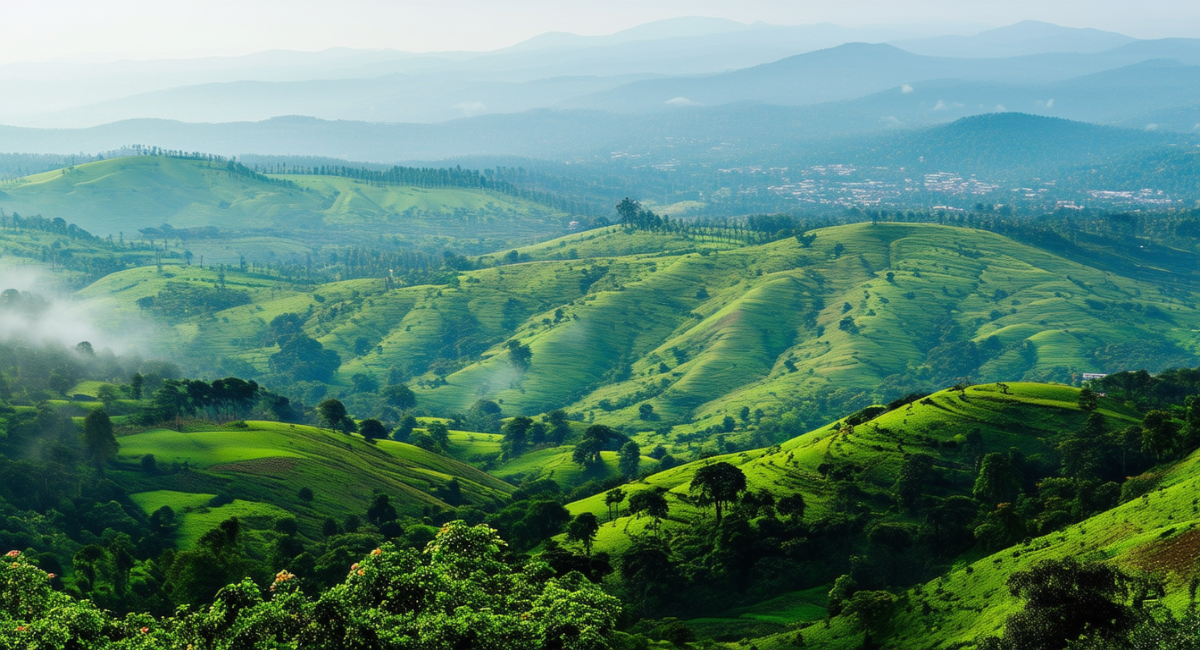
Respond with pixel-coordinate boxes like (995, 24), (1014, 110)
(0, 522), (622, 649)
(83, 409), (119, 468)
(690, 462), (747, 523)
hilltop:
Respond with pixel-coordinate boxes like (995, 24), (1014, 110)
(71, 221), (1200, 446)
(0, 155), (575, 260)
(111, 420), (513, 546)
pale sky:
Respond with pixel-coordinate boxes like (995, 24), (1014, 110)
(2, 0), (1199, 65)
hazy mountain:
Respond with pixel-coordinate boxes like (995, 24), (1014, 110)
(891, 20), (1136, 57)
(1, 19), (1165, 129)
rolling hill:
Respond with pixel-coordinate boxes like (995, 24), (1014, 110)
(109, 419), (514, 548)
(0, 155), (573, 250)
(71, 221), (1200, 448)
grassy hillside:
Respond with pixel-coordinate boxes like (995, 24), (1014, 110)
(0, 156), (571, 252)
(566, 382), (1139, 553)
(752, 446), (1200, 649)
(109, 420), (513, 547)
(74, 222), (1200, 446)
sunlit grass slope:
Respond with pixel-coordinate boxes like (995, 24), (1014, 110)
(751, 446), (1200, 650)
(78, 223), (1200, 435)
(113, 420), (514, 545)
(0, 156), (567, 241)
(566, 383), (1139, 555)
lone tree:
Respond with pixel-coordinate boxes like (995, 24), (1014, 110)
(628, 489), (670, 532)
(382, 383), (416, 409)
(317, 398), (351, 433)
(506, 340), (532, 370)
(359, 418), (388, 441)
(604, 488), (626, 521)
(690, 461), (747, 524)
(83, 409), (119, 470)
(618, 441), (642, 478)
(565, 512), (600, 556)
(973, 452), (1021, 506)
(777, 493), (807, 521)
(1077, 386), (1099, 412)
(978, 558), (1152, 650)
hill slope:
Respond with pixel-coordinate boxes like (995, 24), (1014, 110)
(0, 155), (571, 247)
(111, 420), (514, 547)
(76, 222), (1200, 438)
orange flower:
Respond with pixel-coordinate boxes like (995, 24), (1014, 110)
(140, 627), (149, 634)
(16, 626), (26, 632)
(5, 551), (19, 557)
(371, 548), (382, 556)
(357, 569), (365, 576)
(46, 573), (56, 579)
(351, 563), (359, 571)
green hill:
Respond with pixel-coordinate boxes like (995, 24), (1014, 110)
(76, 222), (1197, 448)
(110, 420), (513, 547)
(565, 382), (1140, 553)
(0, 156), (571, 253)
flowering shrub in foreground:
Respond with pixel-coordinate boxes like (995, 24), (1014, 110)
(0, 522), (622, 649)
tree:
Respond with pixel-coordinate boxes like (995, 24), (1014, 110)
(722, 415), (736, 432)
(366, 494), (398, 526)
(1140, 410), (1181, 459)
(604, 488), (626, 521)
(426, 421), (450, 450)
(298, 487), (314, 503)
(827, 574), (858, 616)
(628, 490), (669, 530)
(382, 384), (416, 409)
(982, 558), (1150, 650)
(572, 425), (618, 466)
(1077, 386), (1099, 412)
(269, 334), (341, 382)
(690, 462), (747, 524)
(618, 441), (642, 478)
(566, 513), (601, 556)
(316, 399), (350, 433)
(843, 590), (896, 635)
(502, 416), (533, 457)
(359, 419), (388, 441)
(83, 409), (119, 469)
(130, 372), (144, 400)
(393, 415), (417, 442)
(893, 453), (935, 511)
(973, 452), (1020, 506)
(777, 493), (807, 521)
(545, 410), (572, 445)
(506, 340), (532, 370)
(638, 403), (655, 420)
(95, 384), (120, 408)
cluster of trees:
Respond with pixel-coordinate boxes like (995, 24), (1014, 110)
(0, 522), (622, 649)
(135, 281), (252, 320)
(265, 162), (599, 216)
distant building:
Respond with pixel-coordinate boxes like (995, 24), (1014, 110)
(1081, 373), (1108, 381)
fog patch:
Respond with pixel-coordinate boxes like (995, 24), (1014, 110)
(0, 267), (151, 355)
(666, 97), (701, 107)
(900, 84), (914, 94)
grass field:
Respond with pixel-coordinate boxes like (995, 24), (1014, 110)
(0, 157), (569, 245)
(750, 442), (1200, 650)
(111, 420), (514, 543)
(567, 382), (1140, 555)
(61, 220), (1200, 458)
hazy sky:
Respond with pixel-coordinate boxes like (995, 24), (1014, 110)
(3, 0), (1199, 64)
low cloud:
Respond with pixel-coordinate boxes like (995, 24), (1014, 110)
(453, 101), (488, 117)
(900, 84), (914, 94)
(0, 266), (148, 354)
(665, 96), (701, 107)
